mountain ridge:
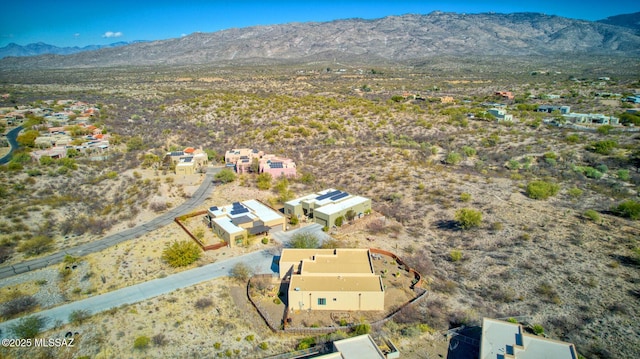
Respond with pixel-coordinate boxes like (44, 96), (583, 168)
(1, 11), (638, 69)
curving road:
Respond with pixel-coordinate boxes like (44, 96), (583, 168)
(0, 126), (22, 165)
(0, 167), (221, 280)
(0, 249), (276, 339)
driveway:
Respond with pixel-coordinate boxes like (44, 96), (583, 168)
(269, 223), (332, 246)
(0, 167), (222, 280)
(0, 126), (22, 165)
(0, 249), (276, 339)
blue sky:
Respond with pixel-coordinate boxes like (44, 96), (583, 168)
(1, 0), (638, 47)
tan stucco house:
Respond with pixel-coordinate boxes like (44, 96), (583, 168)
(281, 248), (384, 312)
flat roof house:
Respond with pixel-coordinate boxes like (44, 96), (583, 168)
(205, 200), (285, 246)
(284, 189), (371, 228)
(259, 154), (297, 178)
(224, 148), (264, 173)
(488, 108), (513, 122)
(480, 318), (578, 359)
(282, 248), (384, 311)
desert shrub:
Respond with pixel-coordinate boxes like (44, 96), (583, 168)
(352, 322), (371, 335)
(9, 315), (47, 338)
(454, 208), (482, 229)
(567, 187), (583, 199)
(297, 337), (316, 350)
(491, 222), (503, 231)
(68, 309), (91, 324)
(289, 215), (299, 225)
(1, 295), (37, 318)
(462, 146), (477, 157)
(449, 250), (463, 262)
(611, 200), (640, 220)
(617, 169), (630, 181)
(506, 159), (521, 170)
(215, 169), (236, 183)
(134, 335), (150, 349)
(583, 210), (601, 222)
(161, 240), (201, 267)
(526, 180), (559, 200)
(289, 232), (320, 248)
(17, 235), (54, 256)
(149, 201), (168, 212)
(345, 209), (356, 221)
(153, 333), (168, 346)
(334, 216), (344, 227)
(400, 325), (421, 337)
(261, 237), (269, 244)
(460, 192), (471, 202)
(445, 152), (462, 165)
(195, 297), (213, 309)
(245, 334), (254, 342)
(259, 342), (269, 350)
(589, 140), (617, 155)
(230, 262), (253, 282)
(256, 172), (272, 190)
(532, 324), (545, 335)
(574, 166), (604, 179)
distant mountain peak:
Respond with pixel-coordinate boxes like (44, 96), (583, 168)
(1, 12), (638, 69)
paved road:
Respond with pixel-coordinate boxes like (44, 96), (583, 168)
(0, 126), (22, 165)
(0, 167), (221, 280)
(0, 249), (276, 339)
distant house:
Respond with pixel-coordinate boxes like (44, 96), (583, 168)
(259, 155), (297, 178)
(488, 108), (513, 122)
(536, 105), (571, 114)
(30, 146), (67, 161)
(167, 147), (209, 175)
(440, 96), (454, 103)
(562, 112), (619, 125)
(480, 318), (578, 359)
(224, 148), (264, 173)
(281, 248), (384, 311)
(495, 91), (514, 100)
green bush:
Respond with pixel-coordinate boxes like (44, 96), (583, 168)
(9, 315), (47, 339)
(259, 342), (269, 350)
(289, 215), (299, 225)
(445, 152), (462, 165)
(454, 208), (482, 230)
(161, 240), (201, 267)
(17, 236), (54, 257)
(617, 169), (630, 181)
(567, 187), (583, 199)
(297, 337), (316, 350)
(352, 322), (371, 335)
(462, 146), (477, 157)
(334, 216), (344, 227)
(611, 200), (640, 220)
(526, 181), (559, 200)
(449, 250), (463, 262)
(134, 335), (150, 349)
(256, 172), (272, 190)
(290, 232), (320, 248)
(215, 169), (236, 183)
(261, 237), (269, 244)
(589, 140), (617, 155)
(583, 210), (601, 222)
(532, 324), (545, 335)
(460, 193), (472, 202)
(230, 262), (253, 282)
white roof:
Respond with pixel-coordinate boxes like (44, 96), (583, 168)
(243, 199), (283, 222)
(285, 193), (318, 207)
(333, 335), (385, 359)
(481, 318), (577, 359)
(212, 217), (244, 235)
(314, 196), (369, 217)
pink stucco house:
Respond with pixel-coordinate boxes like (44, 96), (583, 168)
(259, 155), (297, 178)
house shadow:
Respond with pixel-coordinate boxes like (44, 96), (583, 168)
(434, 219), (461, 231)
(447, 326), (481, 359)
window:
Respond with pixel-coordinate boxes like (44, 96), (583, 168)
(318, 298), (326, 306)
(333, 298), (337, 301)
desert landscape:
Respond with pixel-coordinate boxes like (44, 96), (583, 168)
(0, 8), (639, 359)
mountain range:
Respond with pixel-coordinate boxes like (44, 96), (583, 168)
(1, 11), (639, 69)
(0, 41), (146, 59)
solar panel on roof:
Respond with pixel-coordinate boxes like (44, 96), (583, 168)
(209, 206), (218, 211)
(316, 190), (342, 201)
(330, 192), (349, 201)
(230, 207), (249, 215)
(183, 157), (193, 162)
(270, 162), (283, 168)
